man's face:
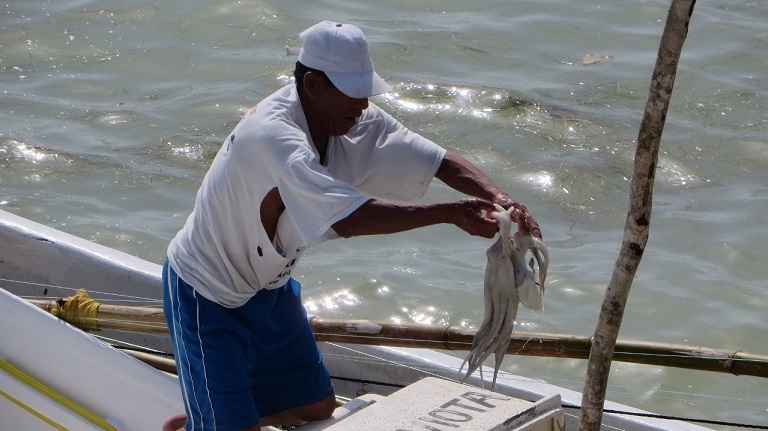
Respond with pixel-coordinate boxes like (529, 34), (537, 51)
(315, 78), (369, 137)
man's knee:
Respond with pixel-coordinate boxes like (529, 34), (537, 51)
(259, 395), (336, 427)
(303, 395), (336, 421)
(162, 413), (187, 431)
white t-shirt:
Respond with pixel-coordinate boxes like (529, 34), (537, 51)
(167, 85), (446, 307)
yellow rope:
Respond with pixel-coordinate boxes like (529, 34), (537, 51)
(0, 358), (117, 431)
(0, 389), (68, 431)
(50, 289), (101, 330)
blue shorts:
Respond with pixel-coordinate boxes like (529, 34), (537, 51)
(162, 259), (333, 431)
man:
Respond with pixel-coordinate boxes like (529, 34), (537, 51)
(163, 20), (540, 431)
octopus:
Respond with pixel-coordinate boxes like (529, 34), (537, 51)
(460, 204), (549, 389)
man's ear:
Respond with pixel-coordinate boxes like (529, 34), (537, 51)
(302, 71), (325, 96)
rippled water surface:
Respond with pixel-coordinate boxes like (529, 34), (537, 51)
(2, 1), (767, 428)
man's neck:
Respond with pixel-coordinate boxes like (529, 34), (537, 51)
(298, 89), (330, 164)
(311, 132), (329, 165)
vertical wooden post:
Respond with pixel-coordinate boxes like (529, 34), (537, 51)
(578, 1), (697, 430)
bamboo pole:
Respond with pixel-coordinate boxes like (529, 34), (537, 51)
(309, 317), (768, 378)
(27, 299), (768, 378)
(119, 348), (178, 374)
(579, 1), (697, 430)
(29, 298), (168, 333)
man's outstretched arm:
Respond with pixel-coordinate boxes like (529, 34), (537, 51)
(435, 151), (541, 238)
(331, 198), (498, 239)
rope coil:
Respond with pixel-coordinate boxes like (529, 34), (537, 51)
(49, 289), (101, 330)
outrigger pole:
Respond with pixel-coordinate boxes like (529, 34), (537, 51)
(27, 298), (768, 378)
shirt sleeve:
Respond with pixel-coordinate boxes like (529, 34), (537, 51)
(275, 144), (373, 247)
(326, 104), (447, 201)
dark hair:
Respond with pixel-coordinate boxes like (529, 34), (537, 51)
(293, 61), (334, 90)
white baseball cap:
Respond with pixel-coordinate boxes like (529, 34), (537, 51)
(290, 21), (392, 99)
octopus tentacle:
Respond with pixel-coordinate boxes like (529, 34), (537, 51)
(491, 299), (518, 388)
(531, 237), (549, 289)
(460, 237), (515, 383)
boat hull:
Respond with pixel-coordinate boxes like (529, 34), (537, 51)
(0, 287), (183, 431)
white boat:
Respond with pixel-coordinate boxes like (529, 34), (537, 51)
(0, 208), (718, 431)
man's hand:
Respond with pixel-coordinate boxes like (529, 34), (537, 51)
(452, 198), (499, 239)
(493, 193), (542, 239)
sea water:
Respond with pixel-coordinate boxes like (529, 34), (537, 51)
(2, 0), (767, 428)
